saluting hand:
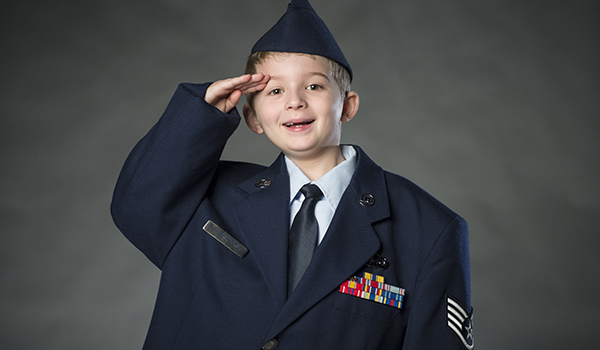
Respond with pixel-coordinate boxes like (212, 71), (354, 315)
(205, 74), (270, 113)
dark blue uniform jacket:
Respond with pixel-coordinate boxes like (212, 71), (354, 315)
(111, 83), (473, 349)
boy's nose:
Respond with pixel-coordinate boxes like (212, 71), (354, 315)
(285, 90), (307, 110)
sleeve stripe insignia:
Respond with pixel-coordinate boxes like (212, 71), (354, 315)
(338, 272), (405, 309)
(447, 294), (474, 349)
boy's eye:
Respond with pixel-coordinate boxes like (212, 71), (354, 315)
(307, 84), (322, 91)
(269, 88), (283, 95)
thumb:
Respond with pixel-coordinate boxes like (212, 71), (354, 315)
(225, 90), (242, 113)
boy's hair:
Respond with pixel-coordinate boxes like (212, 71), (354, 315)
(244, 51), (351, 107)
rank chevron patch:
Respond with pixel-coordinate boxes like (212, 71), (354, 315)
(446, 294), (474, 349)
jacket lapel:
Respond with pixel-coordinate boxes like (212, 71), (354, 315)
(234, 154), (290, 309)
(264, 146), (391, 339)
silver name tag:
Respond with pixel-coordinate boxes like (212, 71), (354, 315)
(203, 220), (249, 258)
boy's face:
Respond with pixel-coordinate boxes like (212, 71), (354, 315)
(243, 53), (357, 162)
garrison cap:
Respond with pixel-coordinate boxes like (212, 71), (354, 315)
(251, 0), (353, 81)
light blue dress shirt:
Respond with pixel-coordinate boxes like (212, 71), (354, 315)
(285, 145), (357, 244)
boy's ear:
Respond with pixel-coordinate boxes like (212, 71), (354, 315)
(341, 91), (359, 122)
(243, 104), (264, 135)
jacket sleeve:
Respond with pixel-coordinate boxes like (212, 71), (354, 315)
(402, 216), (474, 350)
(110, 83), (241, 268)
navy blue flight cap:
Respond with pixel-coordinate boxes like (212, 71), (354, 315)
(251, 0), (353, 81)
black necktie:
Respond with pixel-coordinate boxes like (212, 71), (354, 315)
(288, 184), (323, 295)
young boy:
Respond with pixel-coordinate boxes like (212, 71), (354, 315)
(111, 1), (473, 349)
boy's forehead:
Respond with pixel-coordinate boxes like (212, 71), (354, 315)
(257, 53), (332, 77)
(263, 52), (320, 64)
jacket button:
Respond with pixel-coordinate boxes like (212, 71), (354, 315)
(262, 338), (278, 350)
(255, 179), (272, 188)
(359, 193), (375, 207)
(376, 256), (390, 269)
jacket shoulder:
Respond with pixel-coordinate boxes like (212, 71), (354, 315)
(383, 170), (465, 225)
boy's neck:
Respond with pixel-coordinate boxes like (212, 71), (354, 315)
(286, 146), (345, 182)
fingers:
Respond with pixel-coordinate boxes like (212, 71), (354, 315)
(212, 74), (269, 96)
(233, 74), (270, 95)
(205, 74), (270, 113)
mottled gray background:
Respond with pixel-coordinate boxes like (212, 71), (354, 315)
(1, 0), (598, 349)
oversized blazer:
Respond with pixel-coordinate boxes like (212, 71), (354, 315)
(111, 83), (473, 350)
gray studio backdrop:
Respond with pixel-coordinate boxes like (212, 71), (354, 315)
(1, 0), (598, 349)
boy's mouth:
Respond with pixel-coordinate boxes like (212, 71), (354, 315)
(284, 120), (314, 128)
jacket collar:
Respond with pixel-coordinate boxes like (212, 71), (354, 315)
(234, 146), (391, 337)
(234, 153), (290, 308)
(265, 145), (391, 338)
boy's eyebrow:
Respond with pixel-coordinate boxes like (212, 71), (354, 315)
(308, 72), (332, 81)
(268, 72), (332, 82)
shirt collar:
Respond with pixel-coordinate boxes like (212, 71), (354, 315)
(285, 145), (357, 210)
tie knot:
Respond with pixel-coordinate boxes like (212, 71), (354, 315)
(300, 184), (323, 200)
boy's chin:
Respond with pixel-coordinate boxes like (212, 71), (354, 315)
(282, 145), (342, 159)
